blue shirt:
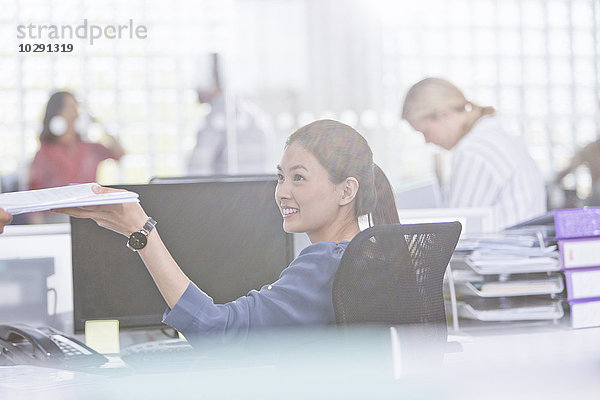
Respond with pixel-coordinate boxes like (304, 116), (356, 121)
(162, 241), (348, 342)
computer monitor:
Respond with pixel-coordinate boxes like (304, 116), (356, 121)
(149, 174), (277, 184)
(397, 207), (495, 234)
(394, 180), (443, 210)
(71, 177), (293, 332)
(0, 258), (54, 326)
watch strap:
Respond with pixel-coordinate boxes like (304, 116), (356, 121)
(140, 217), (158, 235)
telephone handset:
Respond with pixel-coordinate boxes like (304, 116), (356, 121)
(0, 323), (108, 368)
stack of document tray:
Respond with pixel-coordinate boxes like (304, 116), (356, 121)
(448, 232), (565, 325)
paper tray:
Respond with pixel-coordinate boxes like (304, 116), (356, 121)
(458, 275), (564, 297)
(464, 257), (561, 275)
(457, 299), (564, 321)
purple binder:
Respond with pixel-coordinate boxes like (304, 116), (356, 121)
(558, 236), (600, 270)
(568, 297), (600, 329)
(564, 266), (600, 300)
(554, 207), (600, 239)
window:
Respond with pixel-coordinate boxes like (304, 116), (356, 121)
(2, 0), (599, 198)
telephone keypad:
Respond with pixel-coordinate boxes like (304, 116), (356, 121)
(50, 334), (93, 357)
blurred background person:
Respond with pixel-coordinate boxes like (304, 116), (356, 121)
(187, 53), (275, 175)
(554, 139), (600, 207)
(401, 78), (546, 230)
(28, 91), (125, 223)
(29, 91), (125, 190)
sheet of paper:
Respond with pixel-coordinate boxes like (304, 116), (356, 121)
(0, 183), (139, 215)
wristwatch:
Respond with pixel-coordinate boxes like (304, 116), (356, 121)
(127, 217), (157, 252)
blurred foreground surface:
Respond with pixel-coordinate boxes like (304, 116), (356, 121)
(1, 324), (599, 400)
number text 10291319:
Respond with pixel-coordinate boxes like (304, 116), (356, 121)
(18, 43), (74, 53)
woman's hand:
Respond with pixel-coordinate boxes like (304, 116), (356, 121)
(0, 209), (12, 234)
(53, 185), (149, 237)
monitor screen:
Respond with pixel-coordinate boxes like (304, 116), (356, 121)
(71, 177), (293, 332)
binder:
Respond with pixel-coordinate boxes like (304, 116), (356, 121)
(569, 298), (600, 329)
(564, 267), (600, 300)
(507, 207), (600, 239)
(553, 207), (600, 239)
(559, 237), (600, 270)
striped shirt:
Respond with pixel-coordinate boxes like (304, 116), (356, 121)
(447, 115), (546, 230)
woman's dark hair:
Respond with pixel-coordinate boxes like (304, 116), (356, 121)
(39, 91), (75, 143)
(286, 119), (399, 226)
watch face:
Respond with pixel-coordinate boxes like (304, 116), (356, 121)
(128, 231), (148, 250)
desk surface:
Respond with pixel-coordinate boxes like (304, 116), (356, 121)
(1, 325), (599, 400)
(447, 326), (600, 399)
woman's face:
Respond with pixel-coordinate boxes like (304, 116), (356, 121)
(408, 109), (464, 150)
(60, 94), (79, 124)
(275, 143), (347, 243)
(56, 94), (80, 141)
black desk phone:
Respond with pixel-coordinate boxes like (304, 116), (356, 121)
(0, 323), (108, 368)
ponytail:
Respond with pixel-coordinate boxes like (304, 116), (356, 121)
(369, 164), (399, 226)
(463, 102), (496, 135)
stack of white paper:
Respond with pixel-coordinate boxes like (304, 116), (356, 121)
(455, 233), (540, 252)
(453, 232), (560, 274)
(0, 183), (139, 215)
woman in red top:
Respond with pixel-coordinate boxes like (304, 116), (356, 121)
(28, 91), (125, 223)
(29, 91), (125, 191)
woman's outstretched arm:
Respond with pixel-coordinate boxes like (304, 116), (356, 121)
(55, 185), (190, 309)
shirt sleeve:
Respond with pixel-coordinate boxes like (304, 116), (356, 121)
(162, 242), (346, 344)
(90, 142), (122, 162)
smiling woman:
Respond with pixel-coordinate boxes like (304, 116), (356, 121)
(56, 119), (399, 344)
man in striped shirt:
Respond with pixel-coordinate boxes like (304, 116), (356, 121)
(402, 78), (546, 230)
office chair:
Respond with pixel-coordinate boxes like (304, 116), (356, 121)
(332, 222), (462, 344)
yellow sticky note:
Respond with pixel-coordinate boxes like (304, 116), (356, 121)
(85, 320), (120, 354)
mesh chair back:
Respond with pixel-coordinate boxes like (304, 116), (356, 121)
(332, 222), (461, 340)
